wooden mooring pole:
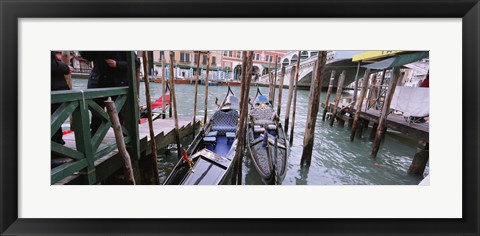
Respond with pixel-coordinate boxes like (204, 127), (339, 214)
(142, 52), (160, 184)
(371, 67), (401, 158)
(322, 70), (336, 122)
(329, 70), (346, 126)
(289, 51), (301, 145)
(204, 52), (211, 125)
(350, 69), (371, 141)
(193, 51), (201, 138)
(231, 51), (254, 185)
(284, 65), (296, 133)
(300, 51), (327, 167)
(268, 60), (274, 103)
(408, 142), (429, 176)
(271, 56), (278, 106)
(161, 54), (167, 119)
(276, 66), (286, 118)
(105, 97), (136, 185)
(352, 61), (361, 107)
(169, 52), (181, 159)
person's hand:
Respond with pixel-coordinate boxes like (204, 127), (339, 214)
(105, 59), (117, 68)
(68, 66), (74, 73)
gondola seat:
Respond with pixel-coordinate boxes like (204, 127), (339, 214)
(226, 132), (236, 144)
(210, 109), (239, 135)
(203, 136), (216, 150)
(250, 107), (276, 126)
(206, 131), (218, 137)
(254, 125), (266, 133)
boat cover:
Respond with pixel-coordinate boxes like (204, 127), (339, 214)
(390, 86), (429, 117)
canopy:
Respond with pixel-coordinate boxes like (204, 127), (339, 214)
(362, 51), (429, 70)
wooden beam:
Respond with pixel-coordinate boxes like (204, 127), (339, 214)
(105, 97), (136, 185)
(352, 61), (360, 107)
(284, 65), (296, 133)
(276, 66), (286, 118)
(142, 51), (159, 185)
(371, 67), (401, 158)
(232, 51), (254, 185)
(161, 54), (167, 119)
(300, 51), (327, 167)
(350, 69), (371, 141)
(193, 51), (201, 138)
(329, 70), (346, 126)
(204, 52), (211, 125)
(408, 142), (429, 176)
(271, 55), (278, 106)
(322, 70), (336, 122)
(169, 52), (181, 159)
(289, 51), (301, 145)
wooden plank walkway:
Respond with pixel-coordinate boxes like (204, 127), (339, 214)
(326, 104), (429, 142)
(56, 117), (199, 184)
(359, 109), (429, 141)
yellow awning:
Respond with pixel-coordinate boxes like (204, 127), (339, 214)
(352, 50), (403, 62)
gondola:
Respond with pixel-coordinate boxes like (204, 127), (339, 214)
(247, 88), (289, 185)
(164, 87), (239, 185)
(139, 83), (170, 124)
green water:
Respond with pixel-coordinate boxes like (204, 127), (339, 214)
(73, 78), (428, 185)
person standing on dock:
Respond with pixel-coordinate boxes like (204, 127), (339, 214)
(51, 51), (73, 145)
(80, 51), (140, 135)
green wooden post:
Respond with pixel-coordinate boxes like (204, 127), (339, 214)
(72, 99), (96, 184)
(122, 51), (141, 182)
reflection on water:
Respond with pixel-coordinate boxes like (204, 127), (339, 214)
(73, 78), (428, 185)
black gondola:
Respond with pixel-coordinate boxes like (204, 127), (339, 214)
(247, 88), (289, 184)
(164, 87), (239, 185)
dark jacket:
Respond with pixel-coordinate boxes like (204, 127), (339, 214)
(51, 51), (70, 91)
(80, 51), (140, 88)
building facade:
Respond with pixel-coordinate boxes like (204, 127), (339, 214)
(221, 51), (288, 81)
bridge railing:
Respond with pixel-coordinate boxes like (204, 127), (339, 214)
(50, 52), (140, 185)
(51, 87), (140, 184)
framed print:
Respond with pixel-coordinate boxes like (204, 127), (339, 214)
(1, 0), (479, 235)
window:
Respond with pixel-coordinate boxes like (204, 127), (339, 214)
(223, 51), (228, 56)
(229, 51), (233, 57)
(277, 56), (281, 63)
(269, 56), (273, 62)
(202, 55), (208, 65)
(256, 54), (260, 61)
(180, 52), (190, 63)
(194, 54), (198, 64)
(160, 51), (165, 60)
(212, 56), (216, 65)
(265, 55), (269, 62)
(237, 51), (242, 58)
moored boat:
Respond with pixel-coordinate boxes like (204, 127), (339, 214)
(164, 87), (239, 185)
(139, 84), (170, 124)
(246, 88), (289, 184)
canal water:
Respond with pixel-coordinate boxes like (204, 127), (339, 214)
(72, 78), (428, 185)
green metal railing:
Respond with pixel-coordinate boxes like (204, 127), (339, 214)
(51, 52), (139, 185)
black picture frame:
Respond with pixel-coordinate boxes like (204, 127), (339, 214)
(1, 0), (479, 235)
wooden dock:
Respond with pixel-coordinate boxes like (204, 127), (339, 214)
(55, 117), (199, 185)
(359, 109), (429, 142)
(325, 101), (429, 142)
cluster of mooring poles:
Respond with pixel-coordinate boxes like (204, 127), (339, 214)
(321, 60), (428, 176)
(231, 51), (254, 185)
